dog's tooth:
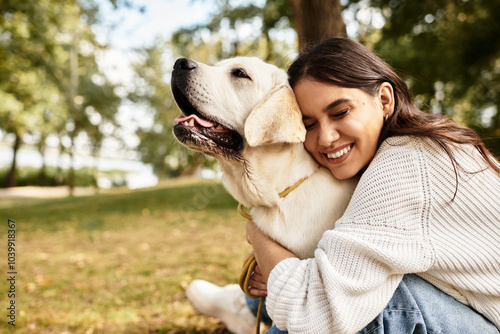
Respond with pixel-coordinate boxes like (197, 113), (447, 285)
(189, 119), (195, 127)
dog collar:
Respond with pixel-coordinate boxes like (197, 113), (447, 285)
(278, 176), (306, 198)
(237, 173), (313, 221)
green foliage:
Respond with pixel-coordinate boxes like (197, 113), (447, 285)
(170, 0), (296, 65)
(355, 0), (500, 155)
(0, 0), (121, 186)
(0, 166), (123, 188)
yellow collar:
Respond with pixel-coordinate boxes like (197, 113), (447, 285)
(278, 176), (306, 198)
(237, 176), (308, 220)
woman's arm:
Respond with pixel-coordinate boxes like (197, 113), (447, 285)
(246, 220), (297, 296)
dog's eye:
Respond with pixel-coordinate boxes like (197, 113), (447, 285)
(231, 68), (251, 80)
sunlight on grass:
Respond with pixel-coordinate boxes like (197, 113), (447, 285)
(0, 179), (252, 333)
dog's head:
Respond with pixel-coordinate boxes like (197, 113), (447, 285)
(171, 57), (305, 159)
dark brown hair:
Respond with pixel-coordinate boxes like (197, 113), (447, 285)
(288, 37), (500, 176)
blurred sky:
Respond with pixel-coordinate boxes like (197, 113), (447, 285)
(94, 0), (216, 86)
(95, 0), (217, 50)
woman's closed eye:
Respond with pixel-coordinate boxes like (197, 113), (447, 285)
(332, 108), (350, 119)
(305, 123), (315, 130)
(303, 108), (350, 130)
(303, 120), (317, 130)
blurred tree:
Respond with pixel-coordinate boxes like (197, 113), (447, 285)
(0, 0), (68, 187)
(0, 0), (121, 189)
(61, 4), (121, 193)
(348, 0), (500, 156)
(171, 0), (297, 67)
(172, 0), (346, 58)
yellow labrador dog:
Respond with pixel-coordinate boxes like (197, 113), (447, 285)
(172, 57), (357, 259)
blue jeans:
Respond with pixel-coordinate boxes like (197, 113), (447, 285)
(246, 274), (499, 333)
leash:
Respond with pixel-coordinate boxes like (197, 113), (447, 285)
(237, 176), (307, 334)
(238, 205), (265, 334)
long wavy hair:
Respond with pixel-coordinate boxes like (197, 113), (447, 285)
(288, 37), (500, 178)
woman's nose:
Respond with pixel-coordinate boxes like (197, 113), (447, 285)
(318, 125), (340, 148)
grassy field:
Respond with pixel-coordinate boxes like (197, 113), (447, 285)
(0, 179), (253, 333)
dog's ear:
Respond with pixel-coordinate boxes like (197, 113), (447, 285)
(244, 85), (306, 147)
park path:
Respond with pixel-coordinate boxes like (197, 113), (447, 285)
(0, 186), (95, 199)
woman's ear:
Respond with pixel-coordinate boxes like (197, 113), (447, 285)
(378, 82), (395, 116)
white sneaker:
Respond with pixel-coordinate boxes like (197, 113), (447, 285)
(186, 279), (257, 334)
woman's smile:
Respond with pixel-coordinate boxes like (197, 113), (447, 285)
(323, 143), (353, 163)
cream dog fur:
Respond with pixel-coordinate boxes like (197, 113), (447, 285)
(172, 57), (357, 259)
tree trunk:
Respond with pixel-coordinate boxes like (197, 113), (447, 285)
(55, 141), (64, 186)
(288, 0), (346, 51)
(91, 149), (100, 194)
(5, 132), (21, 188)
(67, 136), (75, 196)
(38, 139), (48, 186)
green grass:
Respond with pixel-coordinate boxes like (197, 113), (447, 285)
(0, 179), (253, 333)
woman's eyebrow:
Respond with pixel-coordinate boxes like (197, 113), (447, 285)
(324, 98), (351, 112)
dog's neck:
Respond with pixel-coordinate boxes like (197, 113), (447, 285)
(218, 143), (319, 208)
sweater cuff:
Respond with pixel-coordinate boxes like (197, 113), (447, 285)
(268, 257), (301, 285)
(266, 257), (302, 321)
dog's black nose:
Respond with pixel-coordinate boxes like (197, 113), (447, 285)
(174, 58), (197, 71)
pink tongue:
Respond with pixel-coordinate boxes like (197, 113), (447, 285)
(174, 114), (217, 127)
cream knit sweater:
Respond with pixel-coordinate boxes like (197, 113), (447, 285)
(266, 136), (500, 333)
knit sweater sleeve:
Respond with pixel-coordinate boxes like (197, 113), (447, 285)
(265, 137), (436, 333)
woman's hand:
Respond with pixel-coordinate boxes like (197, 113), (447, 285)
(245, 220), (297, 285)
(249, 264), (268, 297)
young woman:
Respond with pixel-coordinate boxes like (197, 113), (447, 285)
(187, 37), (500, 333)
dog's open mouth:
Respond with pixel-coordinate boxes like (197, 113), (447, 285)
(172, 87), (243, 157)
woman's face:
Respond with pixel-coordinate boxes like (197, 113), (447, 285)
(293, 78), (393, 180)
